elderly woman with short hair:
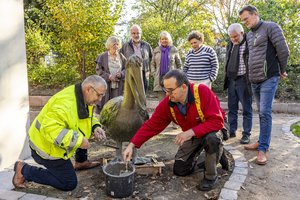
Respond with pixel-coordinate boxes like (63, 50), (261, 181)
(95, 36), (126, 114)
(151, 31), (182, 102)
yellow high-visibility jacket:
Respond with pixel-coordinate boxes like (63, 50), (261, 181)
(28, 83), (101, 160)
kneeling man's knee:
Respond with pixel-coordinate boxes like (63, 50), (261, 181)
(62, 178), (78, 191)
(205, 133), (222, 154)
(173, 160), (194, 176)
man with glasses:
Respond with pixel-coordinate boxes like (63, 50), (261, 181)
(239, 5), (289, 165)
(123, 70), (225, 191)
(12, 75), (107, 191)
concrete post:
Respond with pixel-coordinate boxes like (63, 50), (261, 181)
(0, 0), (30, 170)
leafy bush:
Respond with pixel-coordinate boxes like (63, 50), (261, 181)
(25, 25), (50, 66)
(28, 63), (80, 88)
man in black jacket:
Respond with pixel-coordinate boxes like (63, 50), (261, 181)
(120, 24), (153, 92)
(224, 23), (253, 144)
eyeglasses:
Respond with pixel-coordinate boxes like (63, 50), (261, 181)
(162, 84), (181, 94)
(91, 86), (105, 98)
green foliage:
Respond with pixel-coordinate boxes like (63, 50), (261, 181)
(129, 0), (215, 52)
(25, 0), (124, 88)
(291, 121), (300, 137)
(207, 0), (250, 42)
(250, 0), (300, 66)
(46, 0), (124, 79)
(25, 25), (50, 66)
(276, 64), (300, 101)
(28, 64), (80, 88)
(212, 60), (226, 94)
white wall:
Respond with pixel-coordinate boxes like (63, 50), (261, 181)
(0, 0), (30, 170)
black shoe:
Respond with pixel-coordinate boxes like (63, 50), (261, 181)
(240, 135), (250, 144)
(229, 132), (236, 138)
(197, 177), (218, 191)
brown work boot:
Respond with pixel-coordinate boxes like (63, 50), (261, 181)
(73, 160), (101, 171)
(12, 161), (26, 189)
(256, 151), (267, 165)
(244, 142), (259, 150)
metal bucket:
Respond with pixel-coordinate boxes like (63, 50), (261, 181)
(103, 162), (135, 198)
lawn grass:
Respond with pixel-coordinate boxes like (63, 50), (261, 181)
(291, 121), (300, 137)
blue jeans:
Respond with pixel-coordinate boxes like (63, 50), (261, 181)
(227, 76), (253, 136)
(251, 76), (279, 152)
(22, 149), (77, 191)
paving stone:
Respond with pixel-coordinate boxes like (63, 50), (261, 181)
(153, 197), (169, 200)
(45, 198), (62, 200)
(20, 193), (47, 200)
(223, 145), (235, 151)
(287, 104), (300, 114)
(0, 171), (14, 190)
(219, 188), (238, 200)
(282, 126), (290, 133)
(234, 156), (246, 162)
(273, 103), (288, 113)
(228, 149), (243, 156)
(0, 189), (26, 200)
(224, 181), (243, 191)
(234, 161), (248, 168)
(229, 174), (247, 183)
(233, 167), (248, 175)
(231, 154), (244, 160)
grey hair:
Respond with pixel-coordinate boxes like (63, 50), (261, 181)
(228, 23), (244, 35)
(82, 75), (107, 89)
(130, 24), (142, 34)
(158, 31), (173, 46)
(105, 36), (122, 50)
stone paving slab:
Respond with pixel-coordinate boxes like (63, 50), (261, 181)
(0, 171), (14, 190)
(19, 193), (47, 200)
(0, 189), (26, 200)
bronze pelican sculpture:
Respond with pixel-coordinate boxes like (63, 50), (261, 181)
(99, 55), (149, 162)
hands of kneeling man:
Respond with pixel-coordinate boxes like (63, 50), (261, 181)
(93, 126), (106, 141)
(175, 129), (195, 146)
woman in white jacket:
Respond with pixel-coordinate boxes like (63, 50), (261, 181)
(151, 31), (182, 101)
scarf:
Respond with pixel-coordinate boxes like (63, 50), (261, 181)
(160, 46), (171, 77)
(227, 37), (246, 79)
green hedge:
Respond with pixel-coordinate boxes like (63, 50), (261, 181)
(28, 64), (80, 88)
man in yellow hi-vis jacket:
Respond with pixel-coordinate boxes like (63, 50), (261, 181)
(12, 75), (107, 191)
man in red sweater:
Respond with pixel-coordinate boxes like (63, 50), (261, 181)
(123, 70), (225, 191)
